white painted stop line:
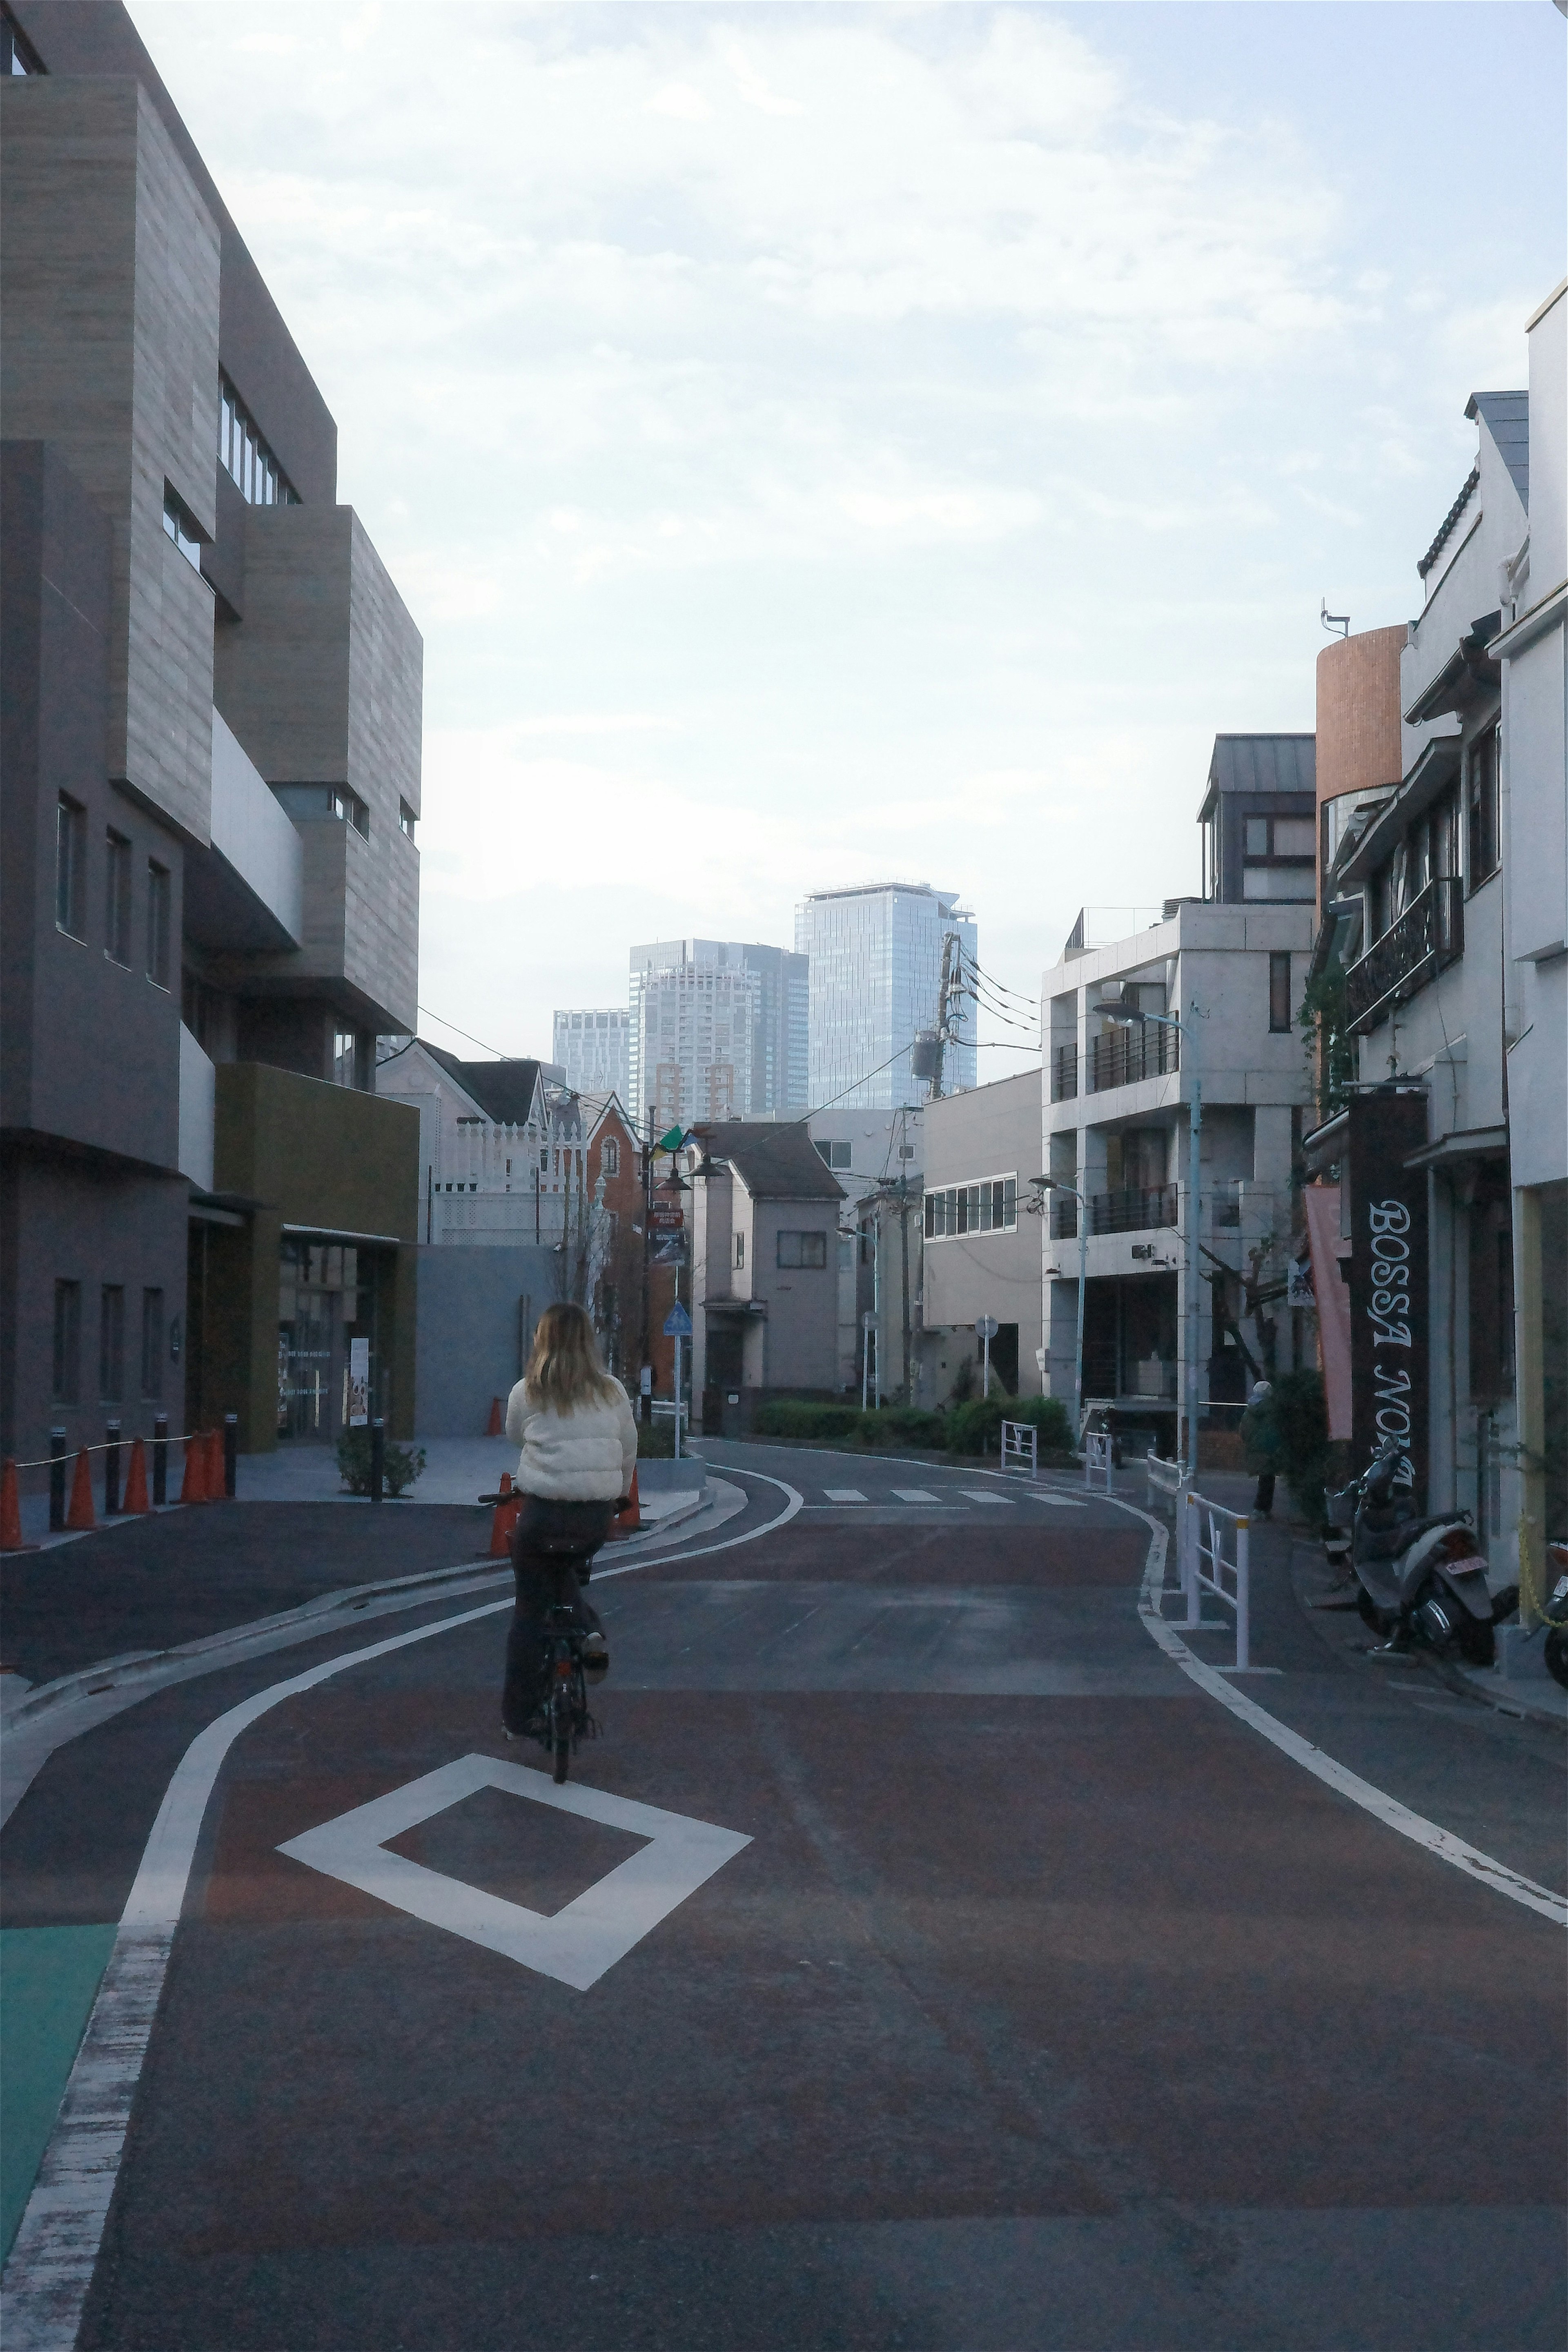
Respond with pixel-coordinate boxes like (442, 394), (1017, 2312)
(278, 1755), (751, 1992)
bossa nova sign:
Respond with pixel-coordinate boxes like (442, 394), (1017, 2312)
(1347, 1089), (1429, 1509)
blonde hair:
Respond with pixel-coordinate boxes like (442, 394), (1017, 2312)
(523, 1302), (621, 1413)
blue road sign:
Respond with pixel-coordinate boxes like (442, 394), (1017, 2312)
(663, 1302), (692, 1339)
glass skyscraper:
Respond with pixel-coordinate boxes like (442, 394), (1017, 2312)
(796, 884), (976, 1109)
(628, 939), (809, 1129)
(552, 1007), (630, 1100)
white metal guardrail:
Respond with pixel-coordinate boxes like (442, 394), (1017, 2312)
(1144, 1450), (1186, 1518)
(1084, 1430), (1114, 1493)
(1000, 1420), (1038, 1479)
(1181, 1490), (1253, 1672)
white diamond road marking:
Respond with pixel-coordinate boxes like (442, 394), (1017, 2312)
(277, 1754), (751, 1993)
(822, 1488), (867, 1502)
(891, 1487), (939, 1502)
(960, 1489), (1013, 1505)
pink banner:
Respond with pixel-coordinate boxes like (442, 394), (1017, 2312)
(1303, 1185), (1352, 1441)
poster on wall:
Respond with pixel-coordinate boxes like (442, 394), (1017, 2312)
(347, 1335), (371, 1428)
(1347, 1089), (1429, 1506)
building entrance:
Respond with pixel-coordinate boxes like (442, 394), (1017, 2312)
(277, 1239), (381, 1441)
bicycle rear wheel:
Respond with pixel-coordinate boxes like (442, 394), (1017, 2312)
(549, 1680), (573, 1782)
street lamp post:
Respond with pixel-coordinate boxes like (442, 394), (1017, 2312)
(1113, 1000), (1202, 1480)
(1029, 1176), (1087, 1448)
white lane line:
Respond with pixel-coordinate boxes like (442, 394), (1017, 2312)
(278, 1756), (749, 1992)
(1127, 1510), (1567, 1931)
(0, 1470), (802, 2350)
(822, 1488), (867, 1503)
(959, 1490), (1013, 1506)
(891, 1488), (939, 1503)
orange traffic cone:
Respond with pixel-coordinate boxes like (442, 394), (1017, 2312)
(488, 1470), (521, 1558)
(486, 1395), (503, 1437)
(122, 1437), (151, 1515)
(609, 1466), (641, 1539)
(65, 1447), (96, 1531)
(1, 1458), (36, 1552)
(178, 1431), (208, 1505)
(206, 1427), (226, 1500)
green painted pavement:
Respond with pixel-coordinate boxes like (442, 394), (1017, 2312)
(1, 1924), (118, 2258)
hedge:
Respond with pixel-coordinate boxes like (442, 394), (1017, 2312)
(746, 1396), (1076, 1457)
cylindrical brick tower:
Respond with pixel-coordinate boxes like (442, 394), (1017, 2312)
(1314, 625), (1406, 905)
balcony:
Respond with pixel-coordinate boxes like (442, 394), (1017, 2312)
(1086, 1022), (1178, 1094)
(1049, 1198), (1078, 1240)
(1089, 1183), (1179, 1236)
(1051, 1045), (1078, 1103)
(1345, 877), (1463, 1033)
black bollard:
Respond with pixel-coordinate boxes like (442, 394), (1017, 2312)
(105, 1419), (121, 1515)
(152, 1412), (168, 1506)
(223, 1412), (238, 1499)
(370, 1417), (385, 1505)
(49, 1426), (68, 1532)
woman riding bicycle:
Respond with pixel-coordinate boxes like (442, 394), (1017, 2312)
(501, 1301), (638, 1742)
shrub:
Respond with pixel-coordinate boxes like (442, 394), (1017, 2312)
(1009, 1395), (1074, 1453)
(751, 1400), (866, 1441)
(335, 1430), (425, 1497)
(1241, 1369), (1329, 1525)
(861, 1407), (947, 1449)
(944, 1395), (1007, 1456)
(636, 1419), (678, 1458)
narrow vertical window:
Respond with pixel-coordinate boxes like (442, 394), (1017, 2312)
(56, 795), (86, 937)
(105, 829), (132, 964)
(53, 1280), (82, 1403)
(147, 860), (171, 987)
(1268, 951), (1293, 1033)
(100, 1285), (125, 1401)
(141, 1288), (165, 1399)
(1466, 727), (1499, 887)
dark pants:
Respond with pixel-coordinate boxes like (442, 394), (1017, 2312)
(1254, 1472), (1276, 1517)
(502, 1497), (612, 1733)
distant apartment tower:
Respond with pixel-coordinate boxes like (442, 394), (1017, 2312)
(552, 1007), (629, 1100)
(797, 884), (977, 1109)
(628, 940), (808, 1131)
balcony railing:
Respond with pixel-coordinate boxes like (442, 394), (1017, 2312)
(1087, 1022), (1178, 1094)
(1089, 1183), (1179, 1236)
(1345, 876), (1463, 1033)
(1051, 1045), (1078, 1103)
(1049, 1198), (1078, 1239)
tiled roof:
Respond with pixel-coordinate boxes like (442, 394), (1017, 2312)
(1205, 735), (1316, 797)
(693, 1121), (846, 1202)
(1466, 389), (1529, 511)
(420, 1042), (543, 1127)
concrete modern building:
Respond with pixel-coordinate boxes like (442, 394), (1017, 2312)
(921, 1067), (1042, 1403)
(686, 1123), (845, 1432)
(796, 883), (976, 1109)
(1197, 737), (1318, 906)
(552, 1007), (630, 1101)
(627, 939), (807, 1132)
(1, 2), (423, 1462)
(1043, 857), (1315, 1456)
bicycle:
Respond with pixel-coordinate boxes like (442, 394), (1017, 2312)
(536, 1561), (601, 1784)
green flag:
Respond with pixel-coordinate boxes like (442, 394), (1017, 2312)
(656, 1125), (686, 1154)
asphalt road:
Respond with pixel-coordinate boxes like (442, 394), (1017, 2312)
(2, 1443), (1563, 2351)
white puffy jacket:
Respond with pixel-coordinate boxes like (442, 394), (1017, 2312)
(505, 1377), (639, 1503)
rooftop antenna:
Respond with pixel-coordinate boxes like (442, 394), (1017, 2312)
(1321, 599), (1350, 639)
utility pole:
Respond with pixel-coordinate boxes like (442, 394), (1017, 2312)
(640, 1103), (653, 1423)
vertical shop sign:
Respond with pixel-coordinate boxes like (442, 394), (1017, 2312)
(1347, 1090), (1428, 1506)
(347, 1335), (371, 1428)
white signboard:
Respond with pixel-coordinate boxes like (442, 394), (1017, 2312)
(347, 1336), (370, 1427)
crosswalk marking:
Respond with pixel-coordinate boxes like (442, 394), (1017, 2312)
(891, 1487), (939, 1502)
(822, 1488), (867, 1503)
(1031, 1492), (1087, 1508)
(959, 1489), (1013, 1505)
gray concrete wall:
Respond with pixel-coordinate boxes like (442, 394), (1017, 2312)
(921, 1067), (1042, 1391)
(415, 1246), (561, 1440)
(0, 77), (220, 844)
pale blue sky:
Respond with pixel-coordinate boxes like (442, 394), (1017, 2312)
(133, 1), (1565, 1076)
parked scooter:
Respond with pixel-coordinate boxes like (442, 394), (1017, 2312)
(1326, 1433), (1500, 1666)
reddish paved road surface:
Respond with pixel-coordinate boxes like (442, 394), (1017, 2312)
(4, 1446), (1564, 2350)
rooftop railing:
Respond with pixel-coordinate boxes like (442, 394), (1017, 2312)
(1345, 876), (1463, 1033)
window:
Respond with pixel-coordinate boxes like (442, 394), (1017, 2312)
(1268, 952), (1293, 1033)
(1466, 727), (1499, 889)
(603, 1138), (619, 1177)
(814, 1138), (851, 1169)
(53, 1279), (82, 1403)
(735, 1232), (746, 1269)
(777, 1230), (828, 1269)
(399, 800), (417, 839)
(56, 794), (86, 937)
(219, 373), (300, 507)
(99, 1284), (125, 1402)
(105, 830), (132, 965)
(162, 486), (203, 570)
(141, 1288), (165, 1400)
(270, 783), (369, 837)
(147, 861), (171, 987)
(4, 11), (43, 71)
(898, 1143), (915, 1160)
(923, 1174), (1018, 1241)
(333, 1027), (367, 1089)
(1240, 811), (1316, 902)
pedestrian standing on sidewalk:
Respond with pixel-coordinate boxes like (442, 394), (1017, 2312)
(1245, 1378), (1277, 1519)
(501, 1302), (638, 1741)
